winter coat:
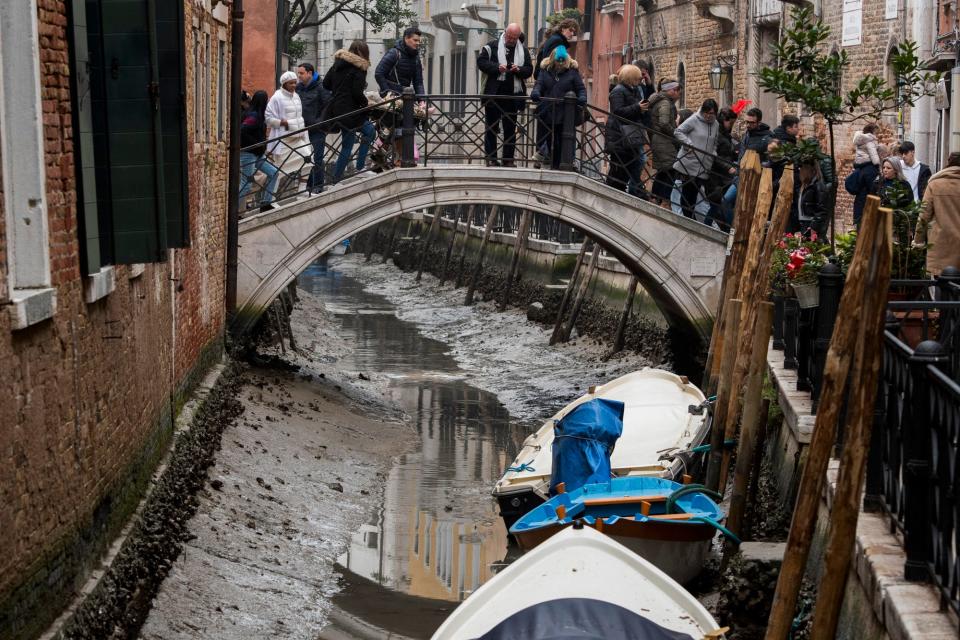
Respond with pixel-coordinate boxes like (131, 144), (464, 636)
(477, 37), (533, 97)
(853, 132), (880, 166)
(738, 122), (772, 162)
(530, 57), (587, 125)
(375, 40), (425, 97)
(706, 126), (737, 200)
(915, 166), (960, 276)
(322, 49), (371, 130)
(871, 177), (914, 210)
(902, 160), (933, 201)
(534, 33), (569, 79)
(265, 87), (305, 154)
(673, 110), (719, 178)
(771, 125), (796, 146)
(797, 177), (827, 237)
(296, 72), (331, 128)
(240, 109), (267, 156)
(605, 83), (648, 151)
(647, 91), (678, 172)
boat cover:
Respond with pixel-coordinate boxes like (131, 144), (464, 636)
(549, 398), (624, 496)
(473, 598), (695, 640)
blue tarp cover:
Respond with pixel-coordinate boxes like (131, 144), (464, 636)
(474, 598), (695, 640)
(549, 398), (624, 496)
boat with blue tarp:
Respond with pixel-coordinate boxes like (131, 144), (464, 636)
(509, 476), (731, 584)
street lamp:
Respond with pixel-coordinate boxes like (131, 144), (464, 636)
(708, 61), (727, 92)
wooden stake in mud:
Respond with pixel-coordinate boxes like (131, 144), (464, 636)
(416, 208), (443, 282)
(557, 243), (601, 344)
(550, 240), (590, 345)
(703, 150), (764, 394)
(441, 205), (473, 285)
(706, 298), (742, 492)
(499, 210), (532, 311)
(765, 196), (886, 640)
(809, 206), (891, 639)
(454, 216), (471, 289)
(724, 301), (774, 559)
(610, 275), (640, 355)
(364, 226), (378, 262)
(382, 216), (401, 264)
(464, 205), (500, 305)
(746, 398), (772, 535)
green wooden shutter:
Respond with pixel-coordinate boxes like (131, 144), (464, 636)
(155, 0), (189, 247)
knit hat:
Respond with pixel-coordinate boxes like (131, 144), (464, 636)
(280, 70), (297, 86)
(553, 45), (568, 61)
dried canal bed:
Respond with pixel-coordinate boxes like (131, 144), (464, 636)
(141, 256), (657, 639)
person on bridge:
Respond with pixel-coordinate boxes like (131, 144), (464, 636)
(673, 98), (719, 220)
(530, 46), (587, 170)
(704, 108), (738, 231)
(647, 79), (681, 205)
(913, 152), (960, 277)
(375, 27), (426, 166)
(604, 64), (650, 199)
(265, 71), (308, 190)
(534, 19), (579, 80)
(297, 62), (331, 194)
(323, 40), (376, 182)
(238, 90), (281, 212)
(478, 24), (533, 167)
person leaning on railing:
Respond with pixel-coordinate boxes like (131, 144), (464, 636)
(375, 26), (426, 166)
(322, 40), (376, 182)
(672, 99), (719, 220)
(238, 89), (280, 213)
(604, 64), (650, 199)
(530, 45), (587, 170)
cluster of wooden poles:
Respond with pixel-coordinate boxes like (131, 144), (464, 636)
(362, 205), (641, 354)
(701, 150), (894, 638)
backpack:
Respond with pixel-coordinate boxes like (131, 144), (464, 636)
(844, 167), (861, 195)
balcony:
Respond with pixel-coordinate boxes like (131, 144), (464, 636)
(752, 0), (782, 25)
(926, 32), (958, 71)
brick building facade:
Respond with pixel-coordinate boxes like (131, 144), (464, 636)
(0, 1), (230, 638)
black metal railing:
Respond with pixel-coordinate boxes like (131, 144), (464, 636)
(238, 88), (731, 228)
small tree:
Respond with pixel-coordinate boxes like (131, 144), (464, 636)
(757, 6), (939, 241)
(283, 0), (416, 56)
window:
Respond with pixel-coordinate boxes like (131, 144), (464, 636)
(204, 32), (211, 141)
(218, 38), (227, 141)
(0, 0), (55, 326)
(439, 56), (445, 94)
(194, 29), (202, 136)
(67, 0), (190, 268)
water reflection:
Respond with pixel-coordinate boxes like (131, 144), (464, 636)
(298, 260), (525, 603)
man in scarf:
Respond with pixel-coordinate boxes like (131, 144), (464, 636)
(478, 24), (533, 167)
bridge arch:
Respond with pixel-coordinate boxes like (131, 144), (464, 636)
(235, 166), (727, 342)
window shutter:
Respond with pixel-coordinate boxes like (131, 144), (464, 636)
(156, 0), (189, 248)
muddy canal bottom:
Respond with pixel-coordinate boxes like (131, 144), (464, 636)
(299, 263), (528, 638)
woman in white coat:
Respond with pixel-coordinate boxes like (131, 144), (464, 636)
(265, 71), (309, 189)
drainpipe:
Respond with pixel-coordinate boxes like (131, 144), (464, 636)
(910, 0), (934, 163)
(226, 0), (244, 318)
(952, 65), (960, 154)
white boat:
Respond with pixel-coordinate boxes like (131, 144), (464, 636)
(494, 369), (711, 529)
(431, 524), (726, 640)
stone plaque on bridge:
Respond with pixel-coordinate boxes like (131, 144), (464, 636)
(690, 257), (720, 277)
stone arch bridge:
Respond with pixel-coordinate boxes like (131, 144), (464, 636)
(235, 166), (728, 342)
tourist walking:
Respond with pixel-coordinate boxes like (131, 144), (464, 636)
(534, 19), (578, 80)
(238, 90), (280, 212)
(871, 156), (914, 210)
(672, 99), (719, 220)
(704, 108), (738, 230)
(914, 152), (960, 276)
(530, 46), (586, 170)
(795, 160), (827, 238)
(720, 107), (771, 218)
(849, 123), (882, 226)
(296, 62), (330, 194)
(897, 141), (932, 201)
(322, 40), (376, 182)
(604, 64), (650, 198)
(478, 23), (533, 167)
(265, 71), (307, 188)
(647, 80), (681, 204)
(375, 27), (426, 165)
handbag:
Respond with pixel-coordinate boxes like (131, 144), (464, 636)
(844, 167), (861, 195)
(619, 122), (646, 148)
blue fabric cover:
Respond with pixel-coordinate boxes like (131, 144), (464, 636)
(474, 598), (695, 640)
(549, 398), (624, 496)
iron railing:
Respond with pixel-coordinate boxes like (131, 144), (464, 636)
(239, 88), (732, 228)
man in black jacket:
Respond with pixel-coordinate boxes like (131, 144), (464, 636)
(297, 62), (331, 193)
(375, 27), (426, 97)
(478, 24), (533, 166)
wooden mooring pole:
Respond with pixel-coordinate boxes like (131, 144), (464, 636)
(364, 226), (378, 262)
(556, 243), (601, 344)
(609, 275), (639, 356)
(382, 216), (401, 264)
(416, 207), (443, 282)
(706, 297), (741, 492)
(550, 241), (590, 346)
(464, 206), (500, 305)
(441, 205), (472, 286)
(499, 210), (532, 311)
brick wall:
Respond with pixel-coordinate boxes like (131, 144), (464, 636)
(0, 2), (229, 638)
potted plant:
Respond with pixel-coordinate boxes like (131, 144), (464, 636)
(769, 232), (830, 307)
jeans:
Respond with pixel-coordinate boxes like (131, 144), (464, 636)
(334, 121), (376, 180)
(852, 162), (878, 226)
(678, 175), (704, 220)
(238, 151), (280, 205)
(307, 130), (326, 192)
(484, 97), (522, 162)
(536, 118), (564, 169)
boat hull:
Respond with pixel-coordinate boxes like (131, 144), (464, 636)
(495, 491), (545, 532)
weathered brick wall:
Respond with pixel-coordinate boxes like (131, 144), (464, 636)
(0, 2), (229, 638)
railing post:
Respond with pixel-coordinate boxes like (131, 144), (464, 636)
(559, 91), (577, 171)
(811, 262), (844, 410)
(772, 292), (785, 350)
(864, 313), (901, 512)
(903, 339), (947, 581)
(783, 297), (799, 369)
(936, 266), (960, 376)
(401, 87), (416, 168)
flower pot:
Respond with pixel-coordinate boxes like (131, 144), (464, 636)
(791, 282), (820, 308)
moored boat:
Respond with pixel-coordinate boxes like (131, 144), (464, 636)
(431, 524), (727, 639)
(493, 369), (711, 529)
(509, 477), (728, 584)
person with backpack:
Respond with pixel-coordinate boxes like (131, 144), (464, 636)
(530, 46), (587, 170)
(238, 90), (280, 212)
(322, 40), (375, 182)
(296, 62), (331, 194)
(604, 64), (649, 198)
(534, 19), (578, 80)
(477, 23), (533, 167)
(847, 123), (882, 226)
(375, 27), (426, 165)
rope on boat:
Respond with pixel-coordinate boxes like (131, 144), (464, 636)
(506, 460), (536, 473)
(687, 438), (736, 454)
